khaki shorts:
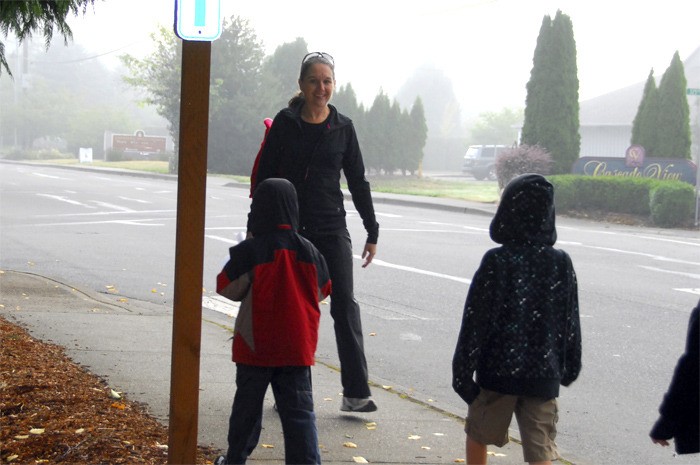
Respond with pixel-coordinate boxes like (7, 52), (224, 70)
(466, 388), (559, 463)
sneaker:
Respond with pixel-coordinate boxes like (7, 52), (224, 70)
(340, 396), (377, 412)
(214, 455), (226, 465)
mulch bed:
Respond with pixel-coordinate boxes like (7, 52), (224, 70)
(0, 316), (220, 464)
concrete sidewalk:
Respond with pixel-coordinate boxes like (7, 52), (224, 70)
(0, 270), (529, 464)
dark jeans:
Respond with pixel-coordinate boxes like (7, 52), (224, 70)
(303, 229), (371, 399)
(225, 364), (320, 465)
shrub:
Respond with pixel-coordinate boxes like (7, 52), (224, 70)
(496, 144), (552, 189)
(649, 182), (695, 227)
(549, 175), (696, 227)
(2, 148), (74, 160)
(106, 149), (126, 162)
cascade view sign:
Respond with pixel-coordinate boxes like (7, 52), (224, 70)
(572, 155), (697, 186)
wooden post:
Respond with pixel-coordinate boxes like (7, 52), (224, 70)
(167, 39), (211, 464)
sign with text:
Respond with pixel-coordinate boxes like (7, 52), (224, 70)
(112, 131), (167, 155)
(572, 157), (697, 186)
(174, 0), (222, 41)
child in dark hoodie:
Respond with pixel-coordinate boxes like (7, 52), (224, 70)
(216, 178), (331, 465)
(452, 173), (582, 465)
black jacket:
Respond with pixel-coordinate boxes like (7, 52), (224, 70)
(252, 103), (379, 243)
(452, 174), (582, 404)
(650, 301), (700, 454)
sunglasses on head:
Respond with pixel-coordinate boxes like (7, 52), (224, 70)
(302, 52), (334, 66)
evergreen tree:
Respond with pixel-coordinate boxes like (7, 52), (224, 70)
(333, 83), (362, 121)
(365, 91), (391, 173)
(521, 10), (580, 174)
(407, 97), (428, 174)
(656, 51), (691, 159)
(0, 0), (96, 76)
(631, 69), (659, 155)
(383, 100), (403, 173)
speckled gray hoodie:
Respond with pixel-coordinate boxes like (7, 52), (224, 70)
(452, 173), (582, 404)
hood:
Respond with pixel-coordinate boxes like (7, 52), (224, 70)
(490, 173), (557, 246)
(249, 178), (299, 235)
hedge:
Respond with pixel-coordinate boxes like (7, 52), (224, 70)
(549, 175), (695, 228)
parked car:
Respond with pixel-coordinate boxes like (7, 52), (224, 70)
(461, 145), (509, 180)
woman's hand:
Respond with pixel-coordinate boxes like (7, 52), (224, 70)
(361, 243), (376, 268)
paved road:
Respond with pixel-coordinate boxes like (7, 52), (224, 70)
(1, 162), (699, 464)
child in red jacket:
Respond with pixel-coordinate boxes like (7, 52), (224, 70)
(216, 178), (331, 465)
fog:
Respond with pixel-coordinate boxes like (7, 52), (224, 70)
(63, 0), (700, 118)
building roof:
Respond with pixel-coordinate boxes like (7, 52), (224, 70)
(579, 46), (700, 127)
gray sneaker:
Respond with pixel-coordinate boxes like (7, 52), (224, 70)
(214, 455), (226, 465)
(341, 396), (378, 412)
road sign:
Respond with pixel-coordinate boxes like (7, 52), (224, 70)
(174, 0), (222, 41)
(687, 88), (700, 96)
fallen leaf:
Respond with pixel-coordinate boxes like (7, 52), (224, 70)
(261, 444), (275, 449)
(487, 451), (507, 457)
(111, 402), (126, 410)
(29, 428), (45, 435)
(382, 385), (392, 390)
(433, 432), (445, 436)
(14, 435), (29, 440)
(365, 421), (377, 430)
(352, 457), (368, 463)
(156, 442), (168, 450)
(117, 298), (128, 303)
(6, 456), (18, 463)
(369, 332), (376, 336)
(343, 442), (358, 448)
(151, 288), (158, 293)
(75, 428), (85, 434)
(323, 397), (333, 401)
(421, 446), (431, 450)
(454, 460), (466, 463)
(408, 434), (421, 440)
(108, 389), (122, 399)
(428, 398), (435, 402)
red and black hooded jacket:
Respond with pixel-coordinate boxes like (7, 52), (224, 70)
(217, 178), (332, 366)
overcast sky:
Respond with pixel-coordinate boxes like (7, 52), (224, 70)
(63, 0), (700, 118)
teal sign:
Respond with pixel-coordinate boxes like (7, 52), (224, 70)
(174, 0), (222, 41)
(687, 88), (700, 96)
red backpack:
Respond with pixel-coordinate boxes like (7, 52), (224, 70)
(249, 118), (273, 198)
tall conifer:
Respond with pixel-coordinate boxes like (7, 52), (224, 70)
(631, 69), (659, 155)
(656, 51), (691, 159)
(521, 10), (580, 174)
